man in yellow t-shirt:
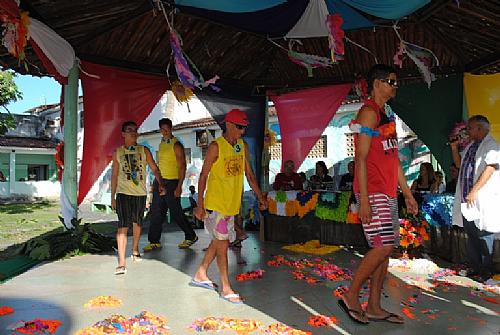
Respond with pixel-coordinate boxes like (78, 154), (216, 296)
(190, 109), (267, 304)
(144, 118), (198, 252)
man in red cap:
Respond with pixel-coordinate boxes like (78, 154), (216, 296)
(190, 108), (267, 304)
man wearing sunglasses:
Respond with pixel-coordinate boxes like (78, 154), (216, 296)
(339, 65), (418, 324)
(190, 108), (267, 304)
(111, 121), (164, 275)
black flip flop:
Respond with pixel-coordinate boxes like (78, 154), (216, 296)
(337, 299), (369, 324)
(367, 312), (404, 324)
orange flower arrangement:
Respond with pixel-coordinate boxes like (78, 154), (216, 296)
(399, 217), (429, 249)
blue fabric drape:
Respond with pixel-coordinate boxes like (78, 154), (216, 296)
(340, 0), (430, 19)
(326, 0), (373, 30)
(195, 90), (266, 184)
(175, 0), (287, 13)
(176, 0), (309, 36)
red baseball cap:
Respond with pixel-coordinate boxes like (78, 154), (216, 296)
(224, 108), (249, 126)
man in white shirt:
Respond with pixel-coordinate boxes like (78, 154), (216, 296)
(451, 115), (500, 280)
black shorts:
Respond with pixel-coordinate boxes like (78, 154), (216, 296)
(116, 193), (146, 228)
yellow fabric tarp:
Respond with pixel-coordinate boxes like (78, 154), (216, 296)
(464, 73), (500, 141)
(282, 240), (341, 255)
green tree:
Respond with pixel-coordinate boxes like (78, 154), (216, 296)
(0, 70), (23, 135)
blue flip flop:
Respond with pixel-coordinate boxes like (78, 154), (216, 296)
(189, 279), (218, 291)
(220, 293), (243, 304)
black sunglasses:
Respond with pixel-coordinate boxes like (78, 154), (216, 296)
(235, 124), (247, 130)
(379, 78), (398, 87)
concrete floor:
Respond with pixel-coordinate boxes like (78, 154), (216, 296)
(0, 227), (499, 334)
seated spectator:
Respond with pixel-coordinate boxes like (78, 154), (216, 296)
(445, 163), (459, 193)
(339, 161), (355, 191)
(411, 162), (435, 193)
(431, 171), (446, 193)
(299, 172), (309, 190)
(310, 161), (334, 190)
(188, 185), (198, 209)
(187, 185), (203, 228)
(273, 160), (303, 191)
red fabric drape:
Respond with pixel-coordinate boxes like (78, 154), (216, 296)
(0, 0), (20, 21)
(270, 84), (351, 170)
(78, 61), (169, 204)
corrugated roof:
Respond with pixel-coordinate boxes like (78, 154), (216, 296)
(140, 117), (217, 136)
(0, 137), (58, 149)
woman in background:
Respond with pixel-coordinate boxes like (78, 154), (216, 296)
(411, 162), (435, 193)
(310, 161), (333, 190)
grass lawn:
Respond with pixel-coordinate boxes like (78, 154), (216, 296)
(0, 201), (63, 252)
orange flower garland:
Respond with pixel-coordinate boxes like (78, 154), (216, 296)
(308, 315), (338, 327)
(399, 218), (429, 249)
(0, 306), (14, 316)
(84, 296), (122, 308)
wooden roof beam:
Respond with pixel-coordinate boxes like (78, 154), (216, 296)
(78, 4), (153, 47)
(465, 51), (500, 73)
(417, 0), (452, 23)
(20, 0), (46, 23)
(78, 54), (167, 75)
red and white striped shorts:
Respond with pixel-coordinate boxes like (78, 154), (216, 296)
(355, 193), (399, 248)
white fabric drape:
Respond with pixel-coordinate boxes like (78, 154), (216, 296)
(286, 0), (329, 38)
(29, 18), (75, 79)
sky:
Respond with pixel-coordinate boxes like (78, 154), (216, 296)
(6, 74), (72, 114)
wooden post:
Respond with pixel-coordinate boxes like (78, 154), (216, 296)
(61, 62), (79, 228)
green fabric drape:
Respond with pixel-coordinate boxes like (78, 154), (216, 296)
(390, 76), (463, 171)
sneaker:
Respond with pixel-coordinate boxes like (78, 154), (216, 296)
(178, 236), (199, 249)
(143, 243), (162, 252)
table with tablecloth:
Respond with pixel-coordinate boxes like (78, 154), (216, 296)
(264, 191), (499, 270)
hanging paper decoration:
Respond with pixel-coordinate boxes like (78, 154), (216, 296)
(54, 142), (64, 182)
(354, 74), (368, 98)
(171, 80), (194, 103)
(288, 40), (333, 77)
(448, 121), (470, 151)
(169, 29), (220, 91)
(0, 0), (30, 63)
(393, 40), (439, 88)
(393, 42), (405, 68)
(326, 14), (345, 63)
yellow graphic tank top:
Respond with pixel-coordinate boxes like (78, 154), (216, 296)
(205, 137), (245, 216)
(158, 137), (180, 180)
(116, 145), (147, 196)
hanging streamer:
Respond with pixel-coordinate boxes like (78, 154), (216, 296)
(393, 26), (439, 88)
(155, 0), (220, 91)
(171, 80), (194, 103)
(0, 0), (29, 64)
(287, 40), (333, 77)
(326, 14), (345, 63)
(169, 28), (220, 90)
